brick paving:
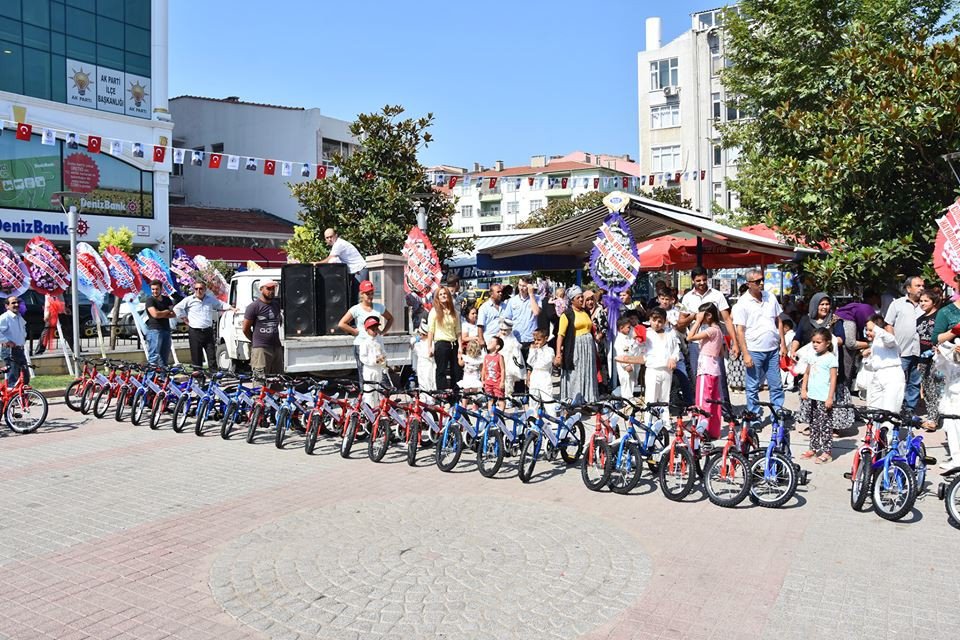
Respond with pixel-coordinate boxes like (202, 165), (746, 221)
(0, 391), (958, 639)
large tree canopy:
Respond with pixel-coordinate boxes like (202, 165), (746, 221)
(286, 106), (472, 264)
(721, 0), (960, 288)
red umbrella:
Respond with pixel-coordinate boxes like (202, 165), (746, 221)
(636, 235), (782, 271)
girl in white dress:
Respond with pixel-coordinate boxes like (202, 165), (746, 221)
(526, 329), (555, 415)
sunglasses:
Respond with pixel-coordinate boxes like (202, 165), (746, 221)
(747, 279), (763, 285)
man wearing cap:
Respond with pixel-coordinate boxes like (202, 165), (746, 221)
(174, 281), (235, 368)
(243, 279), (283, 378)
(503, 275), (541, 364)
(0, 296), (29, 384)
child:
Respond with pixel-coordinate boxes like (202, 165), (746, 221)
(781, 318), (796, 391)
(935, 338), (960, 471)
(687, 302), (724, 439)
(499, 318), (525, 395)
(613, 317), (640, 399)
(526, 329), (555, 415)
(413, 319), (436, 392)
(482, 336), (506, 408)
(640, 307), (679, 405)
(358, 315), (387, 407)
(863, 314), (905, 415)
(800, 328), (839, 463)
(458, 338), (484, 391)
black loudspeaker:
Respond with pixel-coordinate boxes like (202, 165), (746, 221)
(315, 263), (350, 335)
(281, 264), (318, 337)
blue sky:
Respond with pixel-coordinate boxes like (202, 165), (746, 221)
(169, 0), (710, 169)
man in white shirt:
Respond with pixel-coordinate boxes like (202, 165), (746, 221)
(320, 228), (369, 283)
(0, 296), (29, 384)
(174, 282), (234, 368)
(884, 275), (925, 413)
(732, 269), (787, 417)
(677, 266), (738, 402)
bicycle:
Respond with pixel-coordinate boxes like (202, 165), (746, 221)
(748, 402), (806, 508)
(272, 375), (311, 449)
(92, 363), (134, 419)
(302, 378), (356, 454)
(245, 376), (286, 445)
(148, 365), (189, 430)
(435, 393), (486, 472)
(937, 414), (960, 525)
(113, 363), (147, 423)
(839, 405), (887, 511)
(397, 387), (451, 467)
(0, 367), (48, 433)
(64, 358), (108, 413)
(172, 369), (208, 433)
(131, 365), (164, 427)
(700, 400), (760, 507)
(340, 383), (378, 458)
(580, 396), (620, 491)
(475, 394), (530, 477)
(864, 409), (935, 521)
(597, 398), (671, 494)
(220, 374), (257, 439)
(658, 404), (710, 501)
(193, 371), (235, 436)
(518, 397), (585, 483)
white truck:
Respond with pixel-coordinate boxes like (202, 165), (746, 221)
(215, 268), (411, 374)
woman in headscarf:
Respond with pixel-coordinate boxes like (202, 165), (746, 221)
(790, 293), (854, 433)
(553, 286), (598, 406)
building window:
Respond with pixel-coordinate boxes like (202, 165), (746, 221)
(727, 99), (744, 121)
(321, 138), (351, 164)
(506, 201), (519, 216)
(211, 142), (224, 153)
(480, 223), (501, 233)
(480, 204), (500, 218)
(710, 47), (723, 76)
(461, 226), (474, 234)
(712, 92), (721, 121)
(460, 205), (473, 218)
(727, 190), (740, 211)
(650, 103), (680, 129)
(649, 57), (678, 90)
(529, 199), (543, 213)
(651, 145), (681, 173)
(713, 144), (722, 167)
(713, 182), (723, 206)
(727, 146), (741, 165)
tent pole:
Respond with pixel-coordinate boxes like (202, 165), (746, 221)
(696, 236), (704, 268)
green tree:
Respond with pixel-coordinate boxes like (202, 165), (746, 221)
(721, 0), (960, 289)
(286, 105), (472, 264)
(97, 226), (135, 348)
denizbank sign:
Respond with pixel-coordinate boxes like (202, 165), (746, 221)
(0, 217), (69, 236)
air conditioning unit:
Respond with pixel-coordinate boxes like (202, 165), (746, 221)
(663, 86), (679, 98)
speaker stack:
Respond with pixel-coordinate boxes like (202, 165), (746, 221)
(281, 263), (351, 337)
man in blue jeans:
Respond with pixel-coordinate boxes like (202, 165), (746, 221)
(732, 270), (787, 418)
(884, 275), (924, 413)
(144, 280), (175, 366)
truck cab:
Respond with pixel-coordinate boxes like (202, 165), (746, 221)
(216, 268), (281, 370)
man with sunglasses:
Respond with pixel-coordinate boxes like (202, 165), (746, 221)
(0, 296), (28, 384)
(732, 269), (788, 418)
(174, 281), (235, 368)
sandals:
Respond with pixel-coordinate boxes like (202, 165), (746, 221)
(815, 452), (832, 464)
(799, 426), (811, 436)
(800, 450), (816, 459)
(922, 421), (938, 432)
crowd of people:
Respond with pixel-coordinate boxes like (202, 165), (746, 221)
(406, 268), (960, 469)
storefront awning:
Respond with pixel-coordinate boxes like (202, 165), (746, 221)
(177, 245), (288, 266)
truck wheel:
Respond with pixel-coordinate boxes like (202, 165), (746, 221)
(216, 343), (235, 372)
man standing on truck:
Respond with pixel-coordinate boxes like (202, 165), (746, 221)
(243, 280), (283, 379)
(319, 228), (368, 300)
(174, 281), (234, 368)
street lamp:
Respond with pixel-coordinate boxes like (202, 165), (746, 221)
(52, 191), (85, 366)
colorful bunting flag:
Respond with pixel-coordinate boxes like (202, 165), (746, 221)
(41, 128), (55, 145)
(281, 161), (292, 177)
(264, 160), (276, 175)
(209, 153), (222, 169)
(227, 154), (240, 170)
(153, 145), (166, 163)
(15, 122), (32, 141)
(87, 135), (101, 153)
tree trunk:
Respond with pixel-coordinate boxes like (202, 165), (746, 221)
(110, 297), (121, 350)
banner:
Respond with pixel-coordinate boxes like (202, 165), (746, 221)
(136, 248), (175, 296)
(102, 245), (142, 297)
(591, 194), (641, 344)
(75, 242), (112, 306)
(170, 248), (201, 297)
(401, 226), (442, 298)
(0, 239), (31, 298)
(935, 198), (960, 286)
(194, 255), (229, 302)
(22, 236), (70, 296)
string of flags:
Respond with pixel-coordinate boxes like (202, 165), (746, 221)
(432, 170), (711, 193)
(1, 119), (333, 180)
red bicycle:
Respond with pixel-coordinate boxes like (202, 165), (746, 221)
(303, 378), (357, 455)
(0, 367), (48, 433)
(658, 405), (711, 501)
(398, 388), (451, 467)
(700, 400), (760, 507)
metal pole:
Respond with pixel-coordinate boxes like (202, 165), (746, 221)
(67, 205), (80, 362)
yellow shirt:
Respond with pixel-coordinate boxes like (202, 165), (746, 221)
(428, 308), (461, 342)
(558, 309), (592, 339)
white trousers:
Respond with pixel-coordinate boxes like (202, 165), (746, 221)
(644, 367), (673, 405)
(866, 366), (905, 415)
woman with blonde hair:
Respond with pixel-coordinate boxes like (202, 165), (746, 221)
(426, 286), (462, 390)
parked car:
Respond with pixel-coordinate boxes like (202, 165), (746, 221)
(18, 290), (112, 345)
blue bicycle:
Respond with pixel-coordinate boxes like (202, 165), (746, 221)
(435, 393), (485, 472)
(172, 369), (208, 433)
(601, 398), (671, 494)
(193, 371), (235, 436)
(748, 402), (807, 508)
(867, 409), (935, 521)
(518, 397), (585, 483)
(475, 394), (530, 478)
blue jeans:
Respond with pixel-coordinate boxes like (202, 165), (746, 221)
(1, 345), (29, 385)
(900, 355), (921, 413)
(744, 349), (783, 418)
(146, 329), (172, 366)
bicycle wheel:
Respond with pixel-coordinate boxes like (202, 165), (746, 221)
(658, 444), (696, 501)
(703, 450), (751, 507)
(872, 460), (916, 521)
(518, 431), (541, 483)
(246, 405), (264, 444)
(609, 441), (643, 495)
(945, 475), (960, 525)
(305, 412), (321, 454)
(559, 420), (585, 464)
(915, 442), (928, 490)
(171, 394), (191, 433)
(130, 389), (147, 426)
(580, 435), (612, 491)
(80, 383), (98, 415)
(4, 389), (48, 433)
(477, 427), (504, 478)
(149, 393), (166, 430)
(194, 398), (211, 437)
(368, 415), (392, 462)
(220, 401), (237, 439)
(850, 450), (872, 512)
(274, 407), (291, 449)
(64, 379), (83, 412)
(406, 418), (421, 467)
(114, 387), (129, 422)
(92, 385), (113, 419)
(748, 452), (798, 508)
(435, 422), (463, 472)
(341, 412), (359, 458)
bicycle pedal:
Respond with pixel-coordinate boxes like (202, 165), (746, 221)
(924, 456), (938, 465)
(938, 482), (947, 500)
(842, 472), (852, 480)
(800, 470), (811, 486)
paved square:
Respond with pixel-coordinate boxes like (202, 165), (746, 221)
(1, 393), (959, 639)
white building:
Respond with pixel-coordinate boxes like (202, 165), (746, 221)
(168, 96), (357, 222)
(446, 155), (633, 234)
(0, 0), (173, 258)
(637, 6), (743, 217)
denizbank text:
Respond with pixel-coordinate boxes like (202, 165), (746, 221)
(0, 219), (69, 236)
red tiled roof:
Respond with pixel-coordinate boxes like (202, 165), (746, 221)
(170, 95), (305, 111)
(170, 206), (295, 235)
(476, 161), (629, 178)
